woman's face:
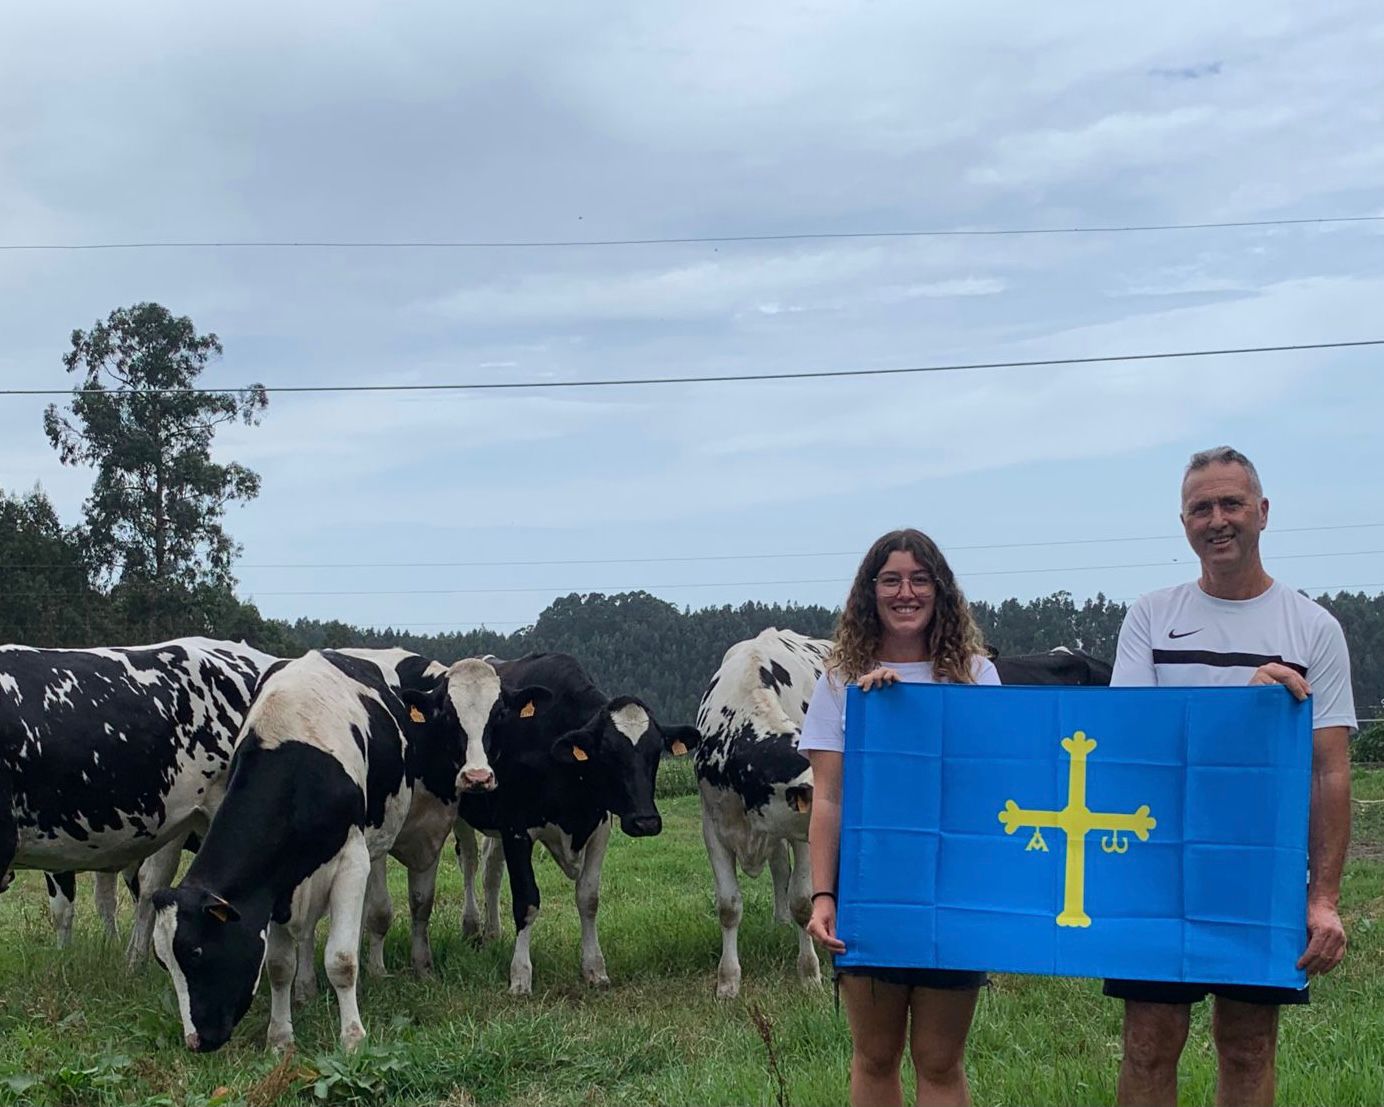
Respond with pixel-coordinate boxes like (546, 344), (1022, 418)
(873, 549), (937, 644)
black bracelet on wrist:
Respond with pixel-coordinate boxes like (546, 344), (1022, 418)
(810, 890), (837, 903)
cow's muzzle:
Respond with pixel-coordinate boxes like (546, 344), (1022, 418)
(459, 768), (496, 792)
(621, 814), (662, 838)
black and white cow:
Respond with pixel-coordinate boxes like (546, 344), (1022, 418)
(150, 648), (538, 1052)
(451, 652), (701, 995)
(992, 646), (1113, 686)
(0, 637), (276, 964)
(693, 628), (831, 999)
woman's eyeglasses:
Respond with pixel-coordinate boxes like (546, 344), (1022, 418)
(873, 573), (936, 596)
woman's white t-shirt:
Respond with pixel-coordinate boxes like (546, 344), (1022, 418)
(797, 655), (1001, 754)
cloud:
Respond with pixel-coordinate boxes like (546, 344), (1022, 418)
(1150, 61), (1224, 80)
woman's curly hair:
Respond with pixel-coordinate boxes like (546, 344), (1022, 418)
(828, 528), (986, 685)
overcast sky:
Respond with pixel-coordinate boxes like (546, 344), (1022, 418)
(2, 1), (1382, 635)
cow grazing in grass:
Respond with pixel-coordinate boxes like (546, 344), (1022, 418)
(152, 649), (538, 1052)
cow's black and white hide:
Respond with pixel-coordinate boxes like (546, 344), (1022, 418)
(992, 646), (1113, 686)
(693, 628), (831, 999)
(451, 652), (701, 995)
(0, 637), (276, 964)
(150, 648), (532, 1052)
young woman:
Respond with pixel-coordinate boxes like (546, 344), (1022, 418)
(800, 528), (999, 1107)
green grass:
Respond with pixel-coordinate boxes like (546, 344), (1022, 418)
(1, 771), (1381, 1106)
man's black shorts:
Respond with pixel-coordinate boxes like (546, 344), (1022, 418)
(1103, 978), (1309, 1006)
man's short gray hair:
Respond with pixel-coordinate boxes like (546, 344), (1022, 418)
(1183, 446), (1263, 498)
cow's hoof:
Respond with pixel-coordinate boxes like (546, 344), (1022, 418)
(482, 926), (501, 944)
(583, 969), (611, 988)
(716, 978), (741, 1000)
(508, 979), (532, 996)
(412, 961), (436, 981)
(340, 1024), (367, 1052)
(461, 915), (481, 940)
(267, 1027), (296, 1053)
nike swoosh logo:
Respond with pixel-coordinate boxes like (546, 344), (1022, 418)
(1168, 629), (1202, 639)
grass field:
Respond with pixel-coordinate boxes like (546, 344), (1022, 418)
(0, 761), (1380, 1106)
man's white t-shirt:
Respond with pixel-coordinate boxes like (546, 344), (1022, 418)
(797, 655), (1002, 754)
(1111, 580), (1356, 731)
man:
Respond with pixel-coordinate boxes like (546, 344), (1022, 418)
(1108, 446), (1355, 1107)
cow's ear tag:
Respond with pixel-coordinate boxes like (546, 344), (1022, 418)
(670, 739), (688, 757)
(572, 746), (589, 762)
(207, 904), (233, 924)
(519, 701), (536, 719)
(409, 706), (426, 724)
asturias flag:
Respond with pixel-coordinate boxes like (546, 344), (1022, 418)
(835, 684), (1312, 989)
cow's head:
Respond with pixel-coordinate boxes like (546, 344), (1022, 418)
(151, 886), (264, 1053)
(402, 659), (553, 794)
(550, 696), (701, 837)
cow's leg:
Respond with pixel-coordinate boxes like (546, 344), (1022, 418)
(702, 811), (744, 999)
(363, 857), (392, 977)
(455, 822), (482, 940)
(481, 834), (505, 943)
(575, 818), (612, 986)
(265, 921), (299, 1052)
(121, 861), (141, 904)
(127, 839), (184, 968)
(46, 873), (77, 949)
(294, 919), (319, 1003)
(93, 872), (118, 940)
(789, 838), (822, 987)
(407, 857), (441, 978)
(324, 838), (371, 1051)
(501, 832), (540, 995)
(0, 772), (14, 893)
(769, 839), (793, 925)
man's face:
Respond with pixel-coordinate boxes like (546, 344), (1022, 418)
(1180, 461), (1268, 571)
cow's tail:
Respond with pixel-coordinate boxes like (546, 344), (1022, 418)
(0, 767), (16, 895)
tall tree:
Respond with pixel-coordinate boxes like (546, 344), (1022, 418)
(43, 303), (268, 636)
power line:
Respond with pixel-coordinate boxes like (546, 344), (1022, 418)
(3, 215), (1381, 252)
(4, 339), (1382, 398)
(3, 521), (1381, 573)
(5, 549), (1380, 600)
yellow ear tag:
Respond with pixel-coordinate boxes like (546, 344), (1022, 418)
(409, 706), (426, 724)
(572, 746), (589, 762)
(670, 739), (688, 757)
(208, 905), (232, 924)
(519, 701), (536, 719)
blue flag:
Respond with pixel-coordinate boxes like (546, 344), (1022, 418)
(836, 684), (1312, 988)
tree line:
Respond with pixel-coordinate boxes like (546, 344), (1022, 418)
(2, 301), (1381, 729)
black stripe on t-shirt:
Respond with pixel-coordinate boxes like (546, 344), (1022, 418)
(1151, 649), (1308, 677)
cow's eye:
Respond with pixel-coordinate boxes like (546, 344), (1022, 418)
(191, 946), (203, 959)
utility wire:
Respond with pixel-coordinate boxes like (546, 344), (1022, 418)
(4, 339), (1382, 398)
(4, 549), (1380, 600)
(3, 521), (1381, 572)
(3, 214), (1381, 252)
